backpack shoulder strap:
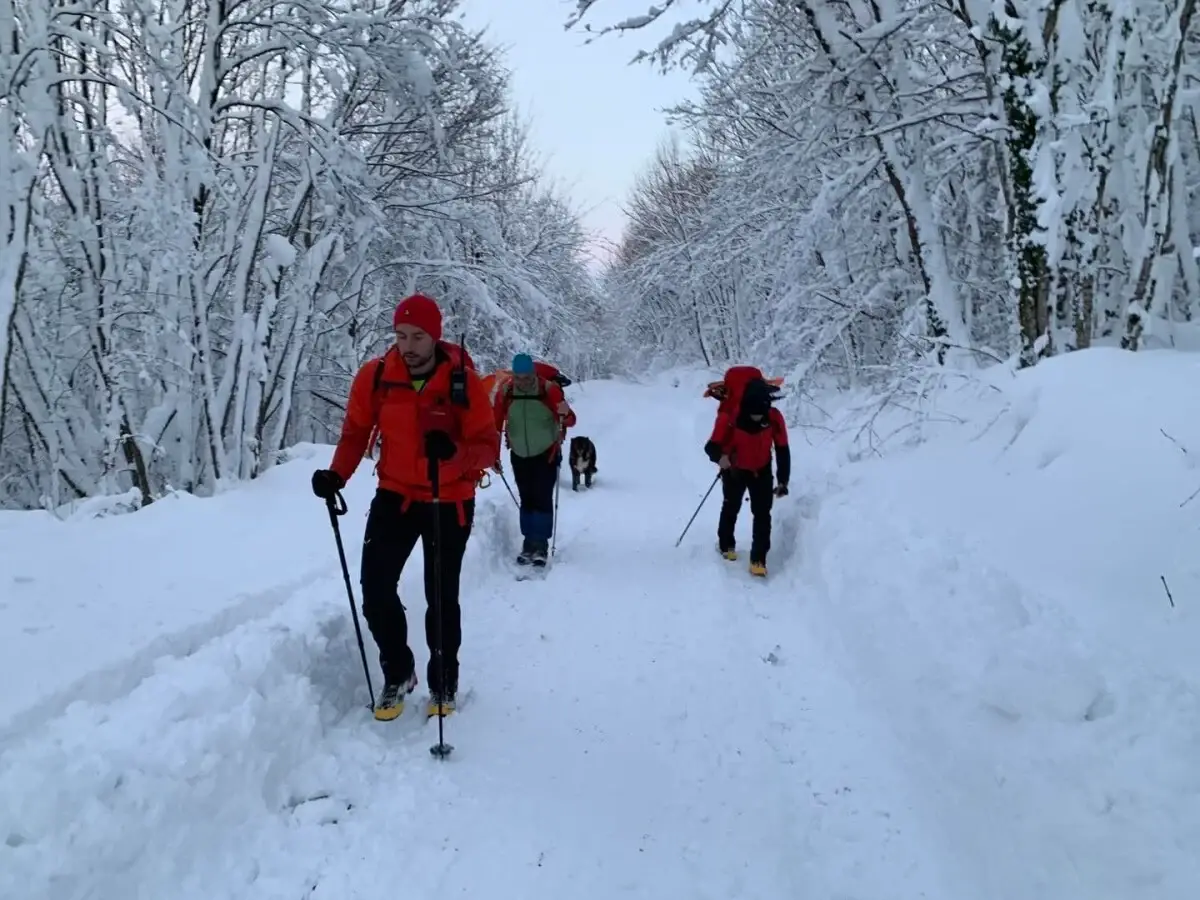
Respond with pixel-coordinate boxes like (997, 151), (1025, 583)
(365, 358), (388, 458)
(369, 357), (389, 409)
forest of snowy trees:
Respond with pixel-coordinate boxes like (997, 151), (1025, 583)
(4, 0), (1199, 509)
(0, 0), (612, 509)
(579, 0), (1200, 379)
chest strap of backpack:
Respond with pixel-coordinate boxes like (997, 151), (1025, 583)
(369, 347), (482, 523)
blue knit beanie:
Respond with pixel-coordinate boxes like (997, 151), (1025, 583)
(512, 353), (534, 374)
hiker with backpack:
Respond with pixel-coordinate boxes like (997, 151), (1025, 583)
(702, 367), (790, 577)
(310, 293), (500, 720)
(493, 353), (577, 566)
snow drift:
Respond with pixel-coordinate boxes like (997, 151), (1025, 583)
(800, 347), (1200, 898)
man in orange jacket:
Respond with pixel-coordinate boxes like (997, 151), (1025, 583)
(310, 294), (500, 720)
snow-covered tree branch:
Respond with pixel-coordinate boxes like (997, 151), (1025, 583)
(0, 0), (604, 509)
(580, 0), (1200, 383)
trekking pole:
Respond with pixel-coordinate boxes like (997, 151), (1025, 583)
(497, 468), (520, 508)
(428, 456), (453, 760)
(551, 450), (562, 556)
(324, 491), (376, 711)
(674, 472), (721, 548)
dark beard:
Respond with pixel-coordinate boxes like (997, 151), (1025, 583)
(405, 351), (437, 376)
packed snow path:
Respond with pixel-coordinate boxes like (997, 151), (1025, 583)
(11, 367), (1191, 899)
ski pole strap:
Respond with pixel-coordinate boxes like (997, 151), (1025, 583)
(327, 491), (348, 516)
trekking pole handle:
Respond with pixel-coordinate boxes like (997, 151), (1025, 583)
(327, 490), (348, 516)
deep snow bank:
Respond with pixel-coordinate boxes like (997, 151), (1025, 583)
(0, 413), (522, 900)
(796, 347), (1200, 899)
(0, 441), (510, 735)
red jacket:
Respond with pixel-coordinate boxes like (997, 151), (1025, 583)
(706, 407), (789, 476)
(330, 345), (500, 507)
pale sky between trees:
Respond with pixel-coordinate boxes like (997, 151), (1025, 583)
(459, 0), (695, 263)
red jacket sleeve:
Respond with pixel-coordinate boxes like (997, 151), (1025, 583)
(703, 413), (733, 463)
(330, 361), (382, 483)
(709, 413), (733, 450)
(545, 382), (577, 428)
(458, 370), (502, 472)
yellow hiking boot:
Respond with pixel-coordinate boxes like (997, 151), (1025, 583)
(749, 560), (768, 578)
(373, 672), (418, 721)
(720, 547), (738, 561)
(426, 692), (457, 718)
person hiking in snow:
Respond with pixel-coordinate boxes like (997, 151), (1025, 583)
(310, 293), (500, 720)
(703, 371), (790, 577)
(493, 353), (577, 566)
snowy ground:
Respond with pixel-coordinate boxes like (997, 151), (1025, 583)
(2, 347), (1199, 899)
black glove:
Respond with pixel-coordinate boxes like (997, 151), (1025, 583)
(311, 469), (344, 500)
(703, 440), (723, 464)
(424, 430), (456, 462)
(774, 483), (788, 497)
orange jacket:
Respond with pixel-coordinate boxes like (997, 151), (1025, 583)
(329, 344), (500, 505)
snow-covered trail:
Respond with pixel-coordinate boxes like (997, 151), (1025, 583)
(337, 382), (952, 899)
(3, 375), (967, 900)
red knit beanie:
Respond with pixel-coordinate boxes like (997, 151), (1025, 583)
(393, 294), (442, 341)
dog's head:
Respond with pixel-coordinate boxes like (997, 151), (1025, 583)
(569, 436), (594, 468)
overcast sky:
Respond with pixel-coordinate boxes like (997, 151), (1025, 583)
(457, 0), (695, 263)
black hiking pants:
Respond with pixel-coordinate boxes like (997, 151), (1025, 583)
(510, 448), (558, 545)
(717, 466), (773, 562)
(359, 488), (474, 694)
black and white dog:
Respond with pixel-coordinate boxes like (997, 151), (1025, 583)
(568, 435), (598, 491)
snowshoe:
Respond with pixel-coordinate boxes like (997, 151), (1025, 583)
(749, 559), (768, 578)
(374, 671), (418, 721)
(530, 544), (549, 567)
